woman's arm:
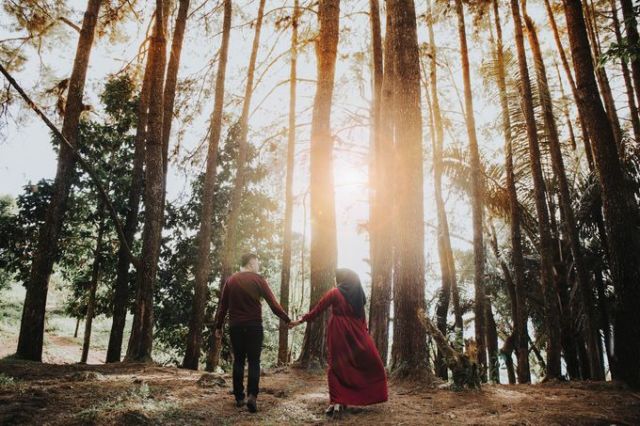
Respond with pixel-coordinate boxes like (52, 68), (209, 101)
(301, 288), (337, 323)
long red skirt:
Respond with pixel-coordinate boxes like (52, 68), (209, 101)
(326, 311), (388, 405)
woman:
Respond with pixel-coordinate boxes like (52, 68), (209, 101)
(289, 268), (388, 416)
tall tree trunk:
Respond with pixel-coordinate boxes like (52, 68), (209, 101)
(208, 0), (266, 370)
(107, 18), (156, 364)
(182, 0), (232, 371)
(277, 0), (299, 366)
(389, 0), (428, 377)
(563, 0), (640, 389)
(583, 0), (624, 154)
(368, 0), (394, 364)
(486, 299), (500, 384)
(297, 0), (340, 369)
(74, 317), (81, 338)
(510, 0), (562, 380)
(426, 0), (459, 379)
(492, 0), (530, 384)
(219, 0), (266, 283)
(523, 1), (604, 380)
(610, 0), (640, 143)
(453, 0), (486, 380)
(161, 0), (190, 190)
(80, 202), (106, 364)
(16, 0), (102, 362)
(543, 0), (594, 170)
(555, 63), (578, 151)
(125, 0), (168, 362)
(620, 0), (640, 111)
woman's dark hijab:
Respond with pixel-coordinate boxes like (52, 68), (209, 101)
(336, 268), (366, 318)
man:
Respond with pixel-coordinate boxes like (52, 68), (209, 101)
(214, 253), (291, 413)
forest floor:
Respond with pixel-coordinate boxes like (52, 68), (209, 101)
(1, 355), (640, 425)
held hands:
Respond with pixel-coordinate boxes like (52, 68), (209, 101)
(288, 319), (303, 329)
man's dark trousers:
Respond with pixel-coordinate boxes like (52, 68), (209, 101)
(229, 324), (264, 401)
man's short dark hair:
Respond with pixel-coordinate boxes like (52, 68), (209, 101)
(240, 253), (258, 267)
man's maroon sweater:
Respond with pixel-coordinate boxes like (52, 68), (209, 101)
(214, 271), (291, 328)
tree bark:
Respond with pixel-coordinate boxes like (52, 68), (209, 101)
(563, 0), (640, 389)
(510, 0), (562, 380)
(81, 202), (106, 364)
(297, 0), (340, 369)
(16, 0), (102, 362)
(492, 0), (530, 384)
(543, 0), (594, 170)
(125, 0), (168, 362)
(486, 299), (500, 384)
(182, 0), (232, 371)
(277, 0), (299, 366)
(208, 0), (266, 370)
(106, 23), (156, 364)
(453, 0), (486, 381)
(368, 0), (394, 364)
(389, 0), (429, 378)
(523, 1), (603, 380)
(425, 0), (459, 379)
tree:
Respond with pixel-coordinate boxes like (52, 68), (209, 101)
(491, 0), (530, 384)
(125, 0), (168, 362)
(453, 0), (486, 380)
(277, 0), (300, 366)
(368, 0), (394, 364)
(183, 0), (232, 371)
(425, 0), (461, 380)
(510, 0), (562, 380)
(208, 0), (267, 370)
(563, 0), (640, 389)
(522, 0), (603, 380)
(389, 0), (428, 377)
(16, 0), (103, 362)
(297, 0), (340, 369)
(619, 0), (640, 110)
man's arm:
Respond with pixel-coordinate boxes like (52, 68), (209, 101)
(259, 278), (291, 323)
(213, 282), (230, 330)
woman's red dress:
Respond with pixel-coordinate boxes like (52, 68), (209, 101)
(301, 287), (388, 406)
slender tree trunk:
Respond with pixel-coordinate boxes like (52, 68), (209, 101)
(182, 0), (232, 370)
(543, 0), (595, 170)
(583, 0), (624, 154)
(486, 299), (499, 383)
(368, 0), (394, 364)
(523, 1), (603, 380)
(610, 0), (640, 143)
(510, 0), (562, 380)
(426, 0), (459, 379)
(208, 0), (266, 370)
(389, 0), (429, 377)
(563, 0), (640, 389)
(16, 0), (102, 362)
(555, 63), (578, 151)
(492, 0), (530, 384)
(161, 0), (190, 189)
(219, 0), (267, 284)
(106, 21), (156, 364)
(74, 317), (81, 338)
(277, 0), (299, 366)
(453, 0), (486, 380)
(620, 0), (640, 111)
(125, 0), (168, 362)
(81, 202), (106, 364)
(297, 0), (340, 369)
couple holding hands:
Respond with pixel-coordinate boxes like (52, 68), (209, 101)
(214, 253), (388, 415)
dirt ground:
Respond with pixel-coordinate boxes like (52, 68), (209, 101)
(1, 357), (640, 426)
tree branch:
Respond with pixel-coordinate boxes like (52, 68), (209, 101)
(0, 62), (141, 270)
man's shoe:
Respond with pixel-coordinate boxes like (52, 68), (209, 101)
(247, 394), (257, 413)
(235, 399), (245, 408)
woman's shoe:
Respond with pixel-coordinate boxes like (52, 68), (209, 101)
(332, 404), (345, 419)
(325, 404), (335, 416)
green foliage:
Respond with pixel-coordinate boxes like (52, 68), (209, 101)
(154, 122), (281, 364)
